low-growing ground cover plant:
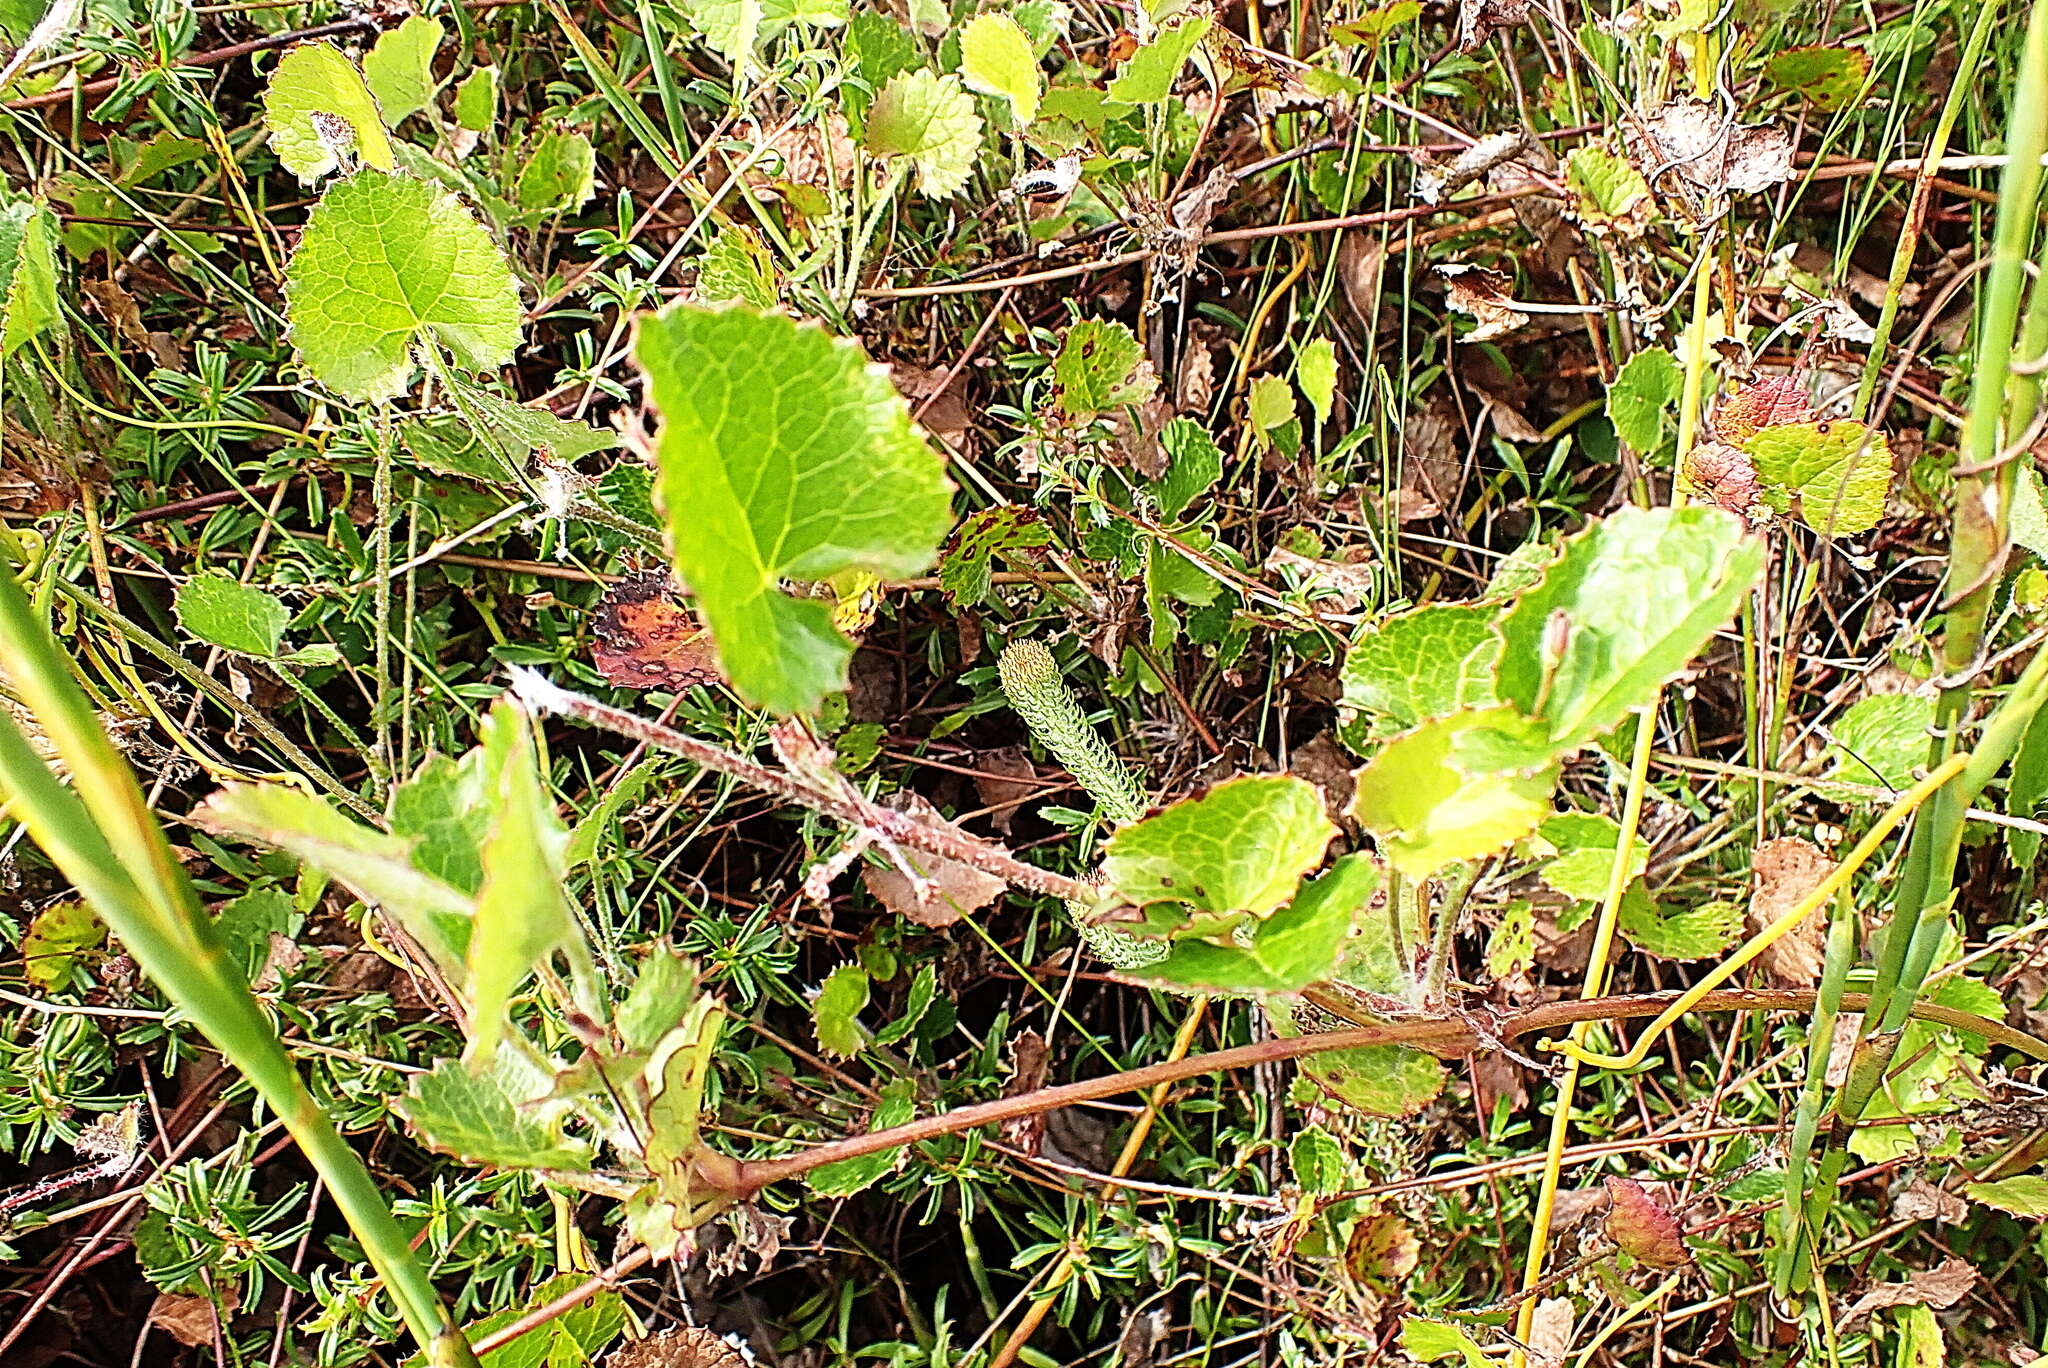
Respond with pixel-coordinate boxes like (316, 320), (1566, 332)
(2, 0), (2048, 1363)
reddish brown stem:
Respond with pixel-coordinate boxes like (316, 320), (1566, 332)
(725, 989), (2048, 1196)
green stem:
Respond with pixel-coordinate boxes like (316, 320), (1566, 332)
(0, 563), (475, 1366)
(1853, 0), (2004, 418)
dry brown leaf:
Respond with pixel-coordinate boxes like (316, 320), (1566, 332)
(1337, 233), (1386, 331)
(1345, 1211), (1421, 1286)
(863, 819), (1007, 929)
(1264, 545), (1379, 611)
(1892, 1177), (1970, 1226)
(1841, 1257), (1977, 1328)
(1636, 99), (1795, 199)
(999, 1030), (1054, 1152)
(1438, 263), (1530, 342)
(1527, 1296), (1577, 1367)
(605, 1327), (750, 1368)
(148, 1292), (222, 1348)
(1288, 731), (1357, 827)
(973, 746), (1038, 835)
(1747, 836), (1837, 987)
(1456, 0), (1530, 50)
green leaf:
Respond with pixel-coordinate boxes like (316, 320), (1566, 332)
(1289, 1124), (1346, 1194)
(213, 887), (299, 987)
(1103, 775), (1337, 934)
(866, 69), (983, 198)
(1106, 15), (1210, 103)
(938, 505), (1048, 605)
(872, 964), (938, 1046)
(464, 700), (584, 1062)
(1248, 372), (1294, 435)
(2014, 463), (2048, 561)
(1764, 44), (1869, 110)
(813, 963), (870, 1057)
(806, 1077), (915, 1195)
(515, 128), (597, 218)
(1280, 1008), (1447, 1117)
(398, 1052), (593, 1170)
(1827, 692), (1935, 789)
(1963, 1174), (2048, 1217)
(438, 1273), (626, 1368)
(362, 15), (442, 124)
(1055, 319), (1155, 417)
(1605, 347), (1682, 453)
(1341, 604), (1501, 734)
(1401, 1319), (1491, 1368)
(1295, 337), (1338, 426)
(1352, 707), (1559, 878)
(1566, 144), (1652, 235)
(634, 304), (953, 715)
(21, 901), (100, 991)
(1743, 419), (1891, 535)
(173, 571), (291, 659)
(695, 223), (779, 310)
(1151, 418), (1224, 520)
(1136, 853), (1378, 994)
(0, 198), (61, 356)
(685, 0), (764, 65)
(1495, 505), (1765, 751)
(261, 41), (396, 184)
(2006, 703), (2048, 868)
(1616, 884), (1741, 960)
(452, 65), (497, 134)
(960, 11), (1040, 127)
(1536, 811), (1646, 901)
(194, 783), (475, 990)
(1330, 0), (1422, 44)
(441, 377), (618, 475)
(285, 170), (523, 402)
(1895, 1304), (1942, 1368)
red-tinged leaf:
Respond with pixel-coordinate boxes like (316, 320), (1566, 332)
(1714, 375), (1816, 443)
(1603, 1178), (1690, 1267)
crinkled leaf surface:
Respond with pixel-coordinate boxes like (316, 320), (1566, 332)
(0, 198), (61, 355)
(388, 750), (492, 895)
(1536, 811), (1646, 901)
(1765, 44), (1869, 109)
(1295, 336), (1338, 425)
(1606, 347), (1681, 452)
(1055, 319), (1155, 417)
(1827, 692), (1935, 789)
(1152, 418), (1223, 520)
(812, 962), (869, 1057)
(866, 69), (983, 197)
(1277, 1005), (1447, 1118)
(174, 571), (290, 659)
(1744, 419), (1890, 535)
(1616, 885), (1741, 960)
(399, 1051), (592, 1170)
(960, 11), (1040, 126)
(262, 42), (396, 183)
(1103, 775), (1336, 931)
(362, 15), (442, 124)
(1353, 707), (1558, 877)
(1496, 505), (1764, 750)
(1136, 853), (1378, 995)
(1963, 1174), (2048, 1217)
(635, 304), (953, 715)
(1341, 603), (1501, 734)
(286, 170), (522, 402)
(515, 128), (596, 218)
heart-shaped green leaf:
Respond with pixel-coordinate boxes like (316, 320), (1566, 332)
(634, 304), (954, 715)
